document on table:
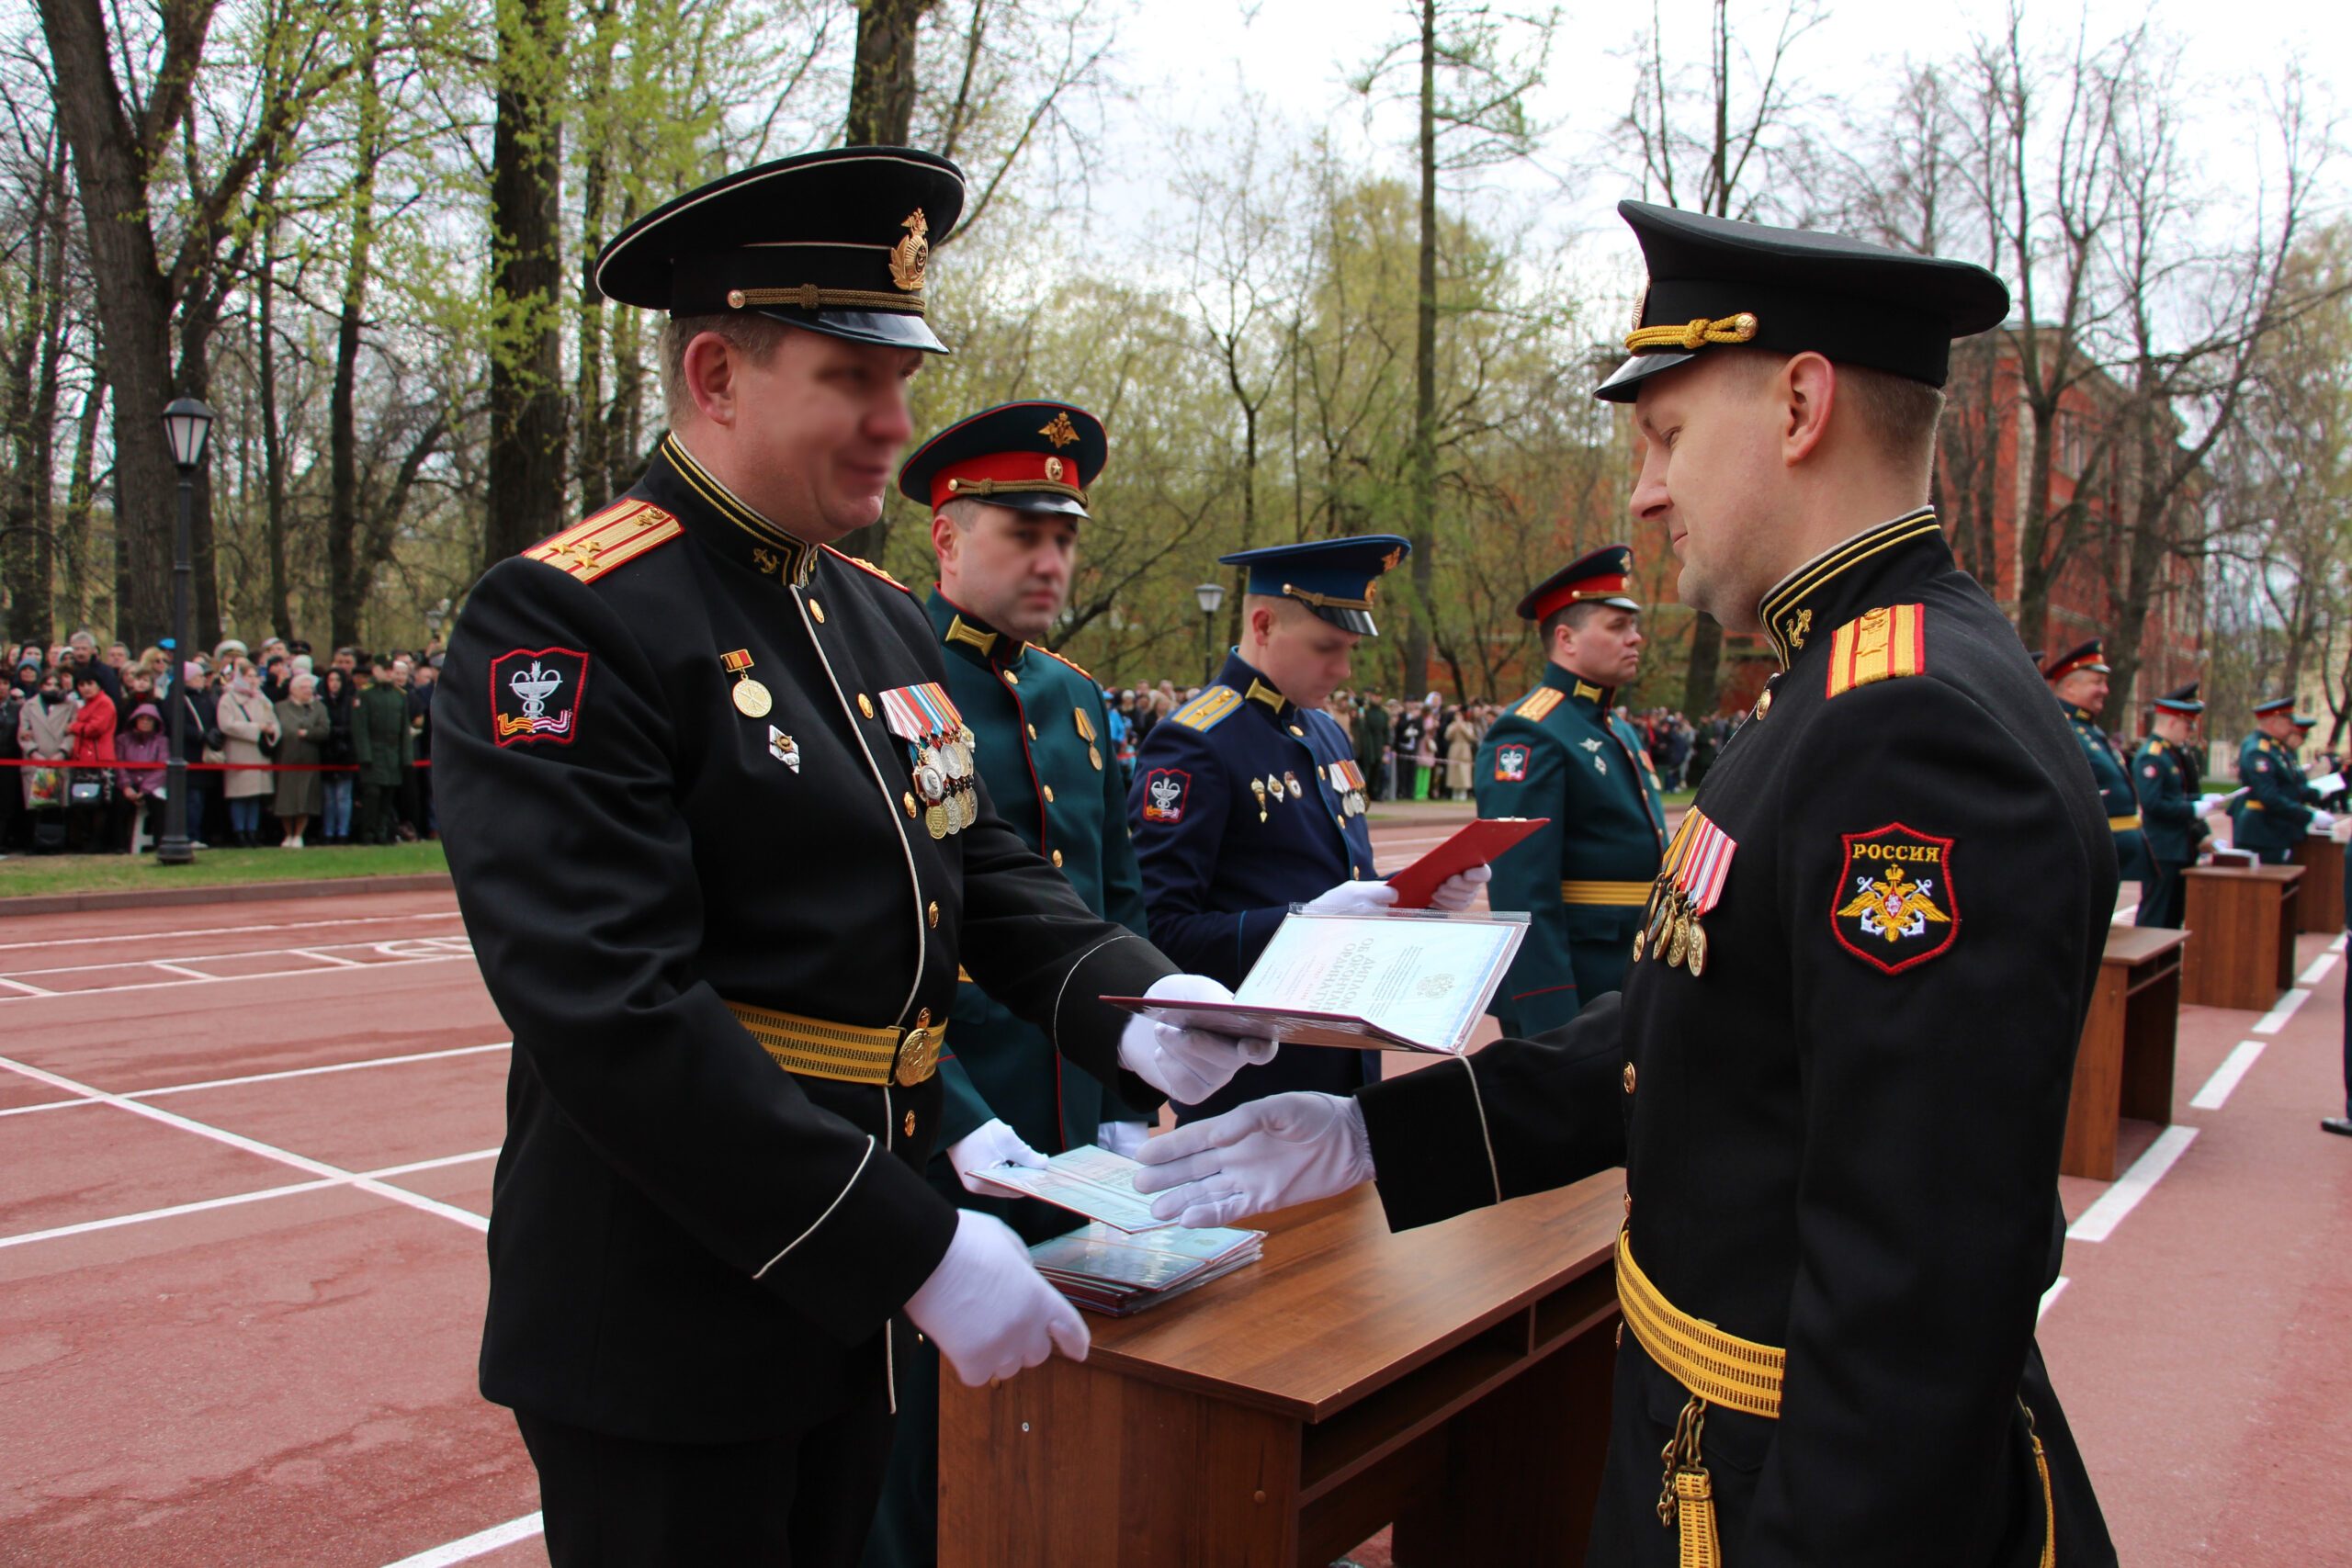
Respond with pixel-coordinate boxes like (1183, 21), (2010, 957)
(1102, 910), (1526, 1055)
(975, 1144), (1171, 1233)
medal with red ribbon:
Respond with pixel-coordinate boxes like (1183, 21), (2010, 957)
(880, 682), (978, 840)
(1638, 808), (1738, 976)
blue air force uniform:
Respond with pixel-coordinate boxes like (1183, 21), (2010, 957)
(2132, 686), (2208, 929)
(2045, 640), (2149, 883)
(1476, 545), (1668, 1035)
(2232, 697), (2318, 864)
(1126, 536), (1406, 1122)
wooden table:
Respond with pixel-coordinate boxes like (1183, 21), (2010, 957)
(2062, 926), (2188, 1179)
(2180, 864), (2302, 1010)
(2291, 834), (2345, 932)
(940, 1179), (1624, 1568)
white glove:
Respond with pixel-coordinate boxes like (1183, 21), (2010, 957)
(905, 1209), (1090, 1387)
(1096, 1121), (1150, 1158)
(1302, 877), (1400, 917)
(1427, 864), (1493, 912)
(945, 1117), (1048, 1198)
(1118, 973), (1278, 1105)
(2312, 809), (2337, 831)
(1130, 1090), (1375, 1229)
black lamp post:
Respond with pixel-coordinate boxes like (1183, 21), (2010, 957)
(158, 398), (215, 866)
(1193, 581), (1226, 686)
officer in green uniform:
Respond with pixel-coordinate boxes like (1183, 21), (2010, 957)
(1476, 544), (1668, 1033)
(2132, 686), (2207, 928)
(863, 400), (1156, 1568)
(1136, 199), (2117, 1566)
(2046, 639), (2150, 884)
(2232, 695), (2334, 863)
(2164, 682), (2206, 798)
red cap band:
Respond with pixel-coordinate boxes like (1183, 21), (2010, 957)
(931, 451), (1085, 511)
(1529, 570), (1632, 624)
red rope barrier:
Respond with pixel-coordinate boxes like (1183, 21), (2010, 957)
(0, 758), (431, 772)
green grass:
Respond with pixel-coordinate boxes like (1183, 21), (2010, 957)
(0, 840), (448, 899)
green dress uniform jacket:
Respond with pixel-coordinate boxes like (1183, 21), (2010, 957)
(1475, 662), (1668, 1035)
(2231, 732), (2315, 863)
(925, 591), (1153, 1166)
(2064, 702), (2150, 883)
(348, 682), (411, 785)
(1355, 513), (2116, 1566)
(435, 434), (1176, 1445)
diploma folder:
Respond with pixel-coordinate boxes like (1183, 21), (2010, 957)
(1384, 817), (1548, 908)
(1103, 908), (1527, 1055)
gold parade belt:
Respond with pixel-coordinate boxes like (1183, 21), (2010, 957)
(2109, 814), (2143, 832)
(724, 999), (942, 1087)
(1615, 1230), (2054, 1568)
(1561, 879), (1655, 906)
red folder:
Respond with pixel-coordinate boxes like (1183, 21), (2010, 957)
(1385, 817), (1549, 908)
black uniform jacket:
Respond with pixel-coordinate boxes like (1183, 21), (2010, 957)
(1358, 513), (2118, 1566)
(436, 434), (1175, 1442)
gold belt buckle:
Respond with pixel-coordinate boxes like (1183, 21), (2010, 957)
(896, 1024), (938, 1086)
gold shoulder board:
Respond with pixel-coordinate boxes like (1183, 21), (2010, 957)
(823, 546), (913, 593)
(1171, 687), (1243, 731)
(524, 500), (682, 583)
(1514, 687), (1565, 722)
(1825, 604), (1926, 699)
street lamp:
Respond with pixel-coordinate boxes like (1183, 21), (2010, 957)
(1194, 580), (1227, 685)
(158, 398), (215, 867)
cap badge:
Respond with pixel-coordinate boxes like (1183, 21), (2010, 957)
(888, 209), (930, 292)
(1380, 547), (1404, 571)
(1631, 284), (1648, 333)
(1044, 456), (1065, 482)
(1039, 411), (1081, 448)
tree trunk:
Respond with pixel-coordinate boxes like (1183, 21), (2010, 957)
(1681, 616), (1724, 716)
(3, 137), (66, 643)
(573, 0), (618, 514)
(328, 16), (382, 649)
(38, 0), (185, 646)
(1401, 0), (1439, 703)
(2013, 396), (2061, 650)
(845, 0), (935, 144)
(484, 0), (569, 564)
(256, 224), (295, 641)
(61, 375), (101, 631)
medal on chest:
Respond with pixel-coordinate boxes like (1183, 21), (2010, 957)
(1326, 758), (1369, 816)
(1634, 808), (1736, 977)
(719, 649), (772, 717)
(880, 682), (978, 840)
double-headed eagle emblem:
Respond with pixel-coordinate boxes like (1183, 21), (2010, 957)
(1838, 863), (1951, 943)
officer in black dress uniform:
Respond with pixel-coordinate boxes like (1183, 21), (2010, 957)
(1125, 536), (1489, 1121)
(2046, 638), (2151, 888)
(2163, 682), (2206, 798)
(2132, 686), (2208, 929)
(435, 147), (1266, 1568)
(1137, 200), (2118, 1566)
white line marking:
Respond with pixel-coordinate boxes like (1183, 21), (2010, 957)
(2111, 904), (2139, 925)
(287, 947), (367, 967)
(2251, 987), (2312, 1035)
(0, 1149), (500, 1251)
(6, 934), (476, 980)
(0, 975), (55, 996)
(2067, 1124), (2198, 1244)
(0, 1054), (490, 1233)
(147, 962), (218, 980)
(126, 1042), (512, 1100)
(2038, 1277), (2068, 1323)
(0, 909), (465, 953)
(379, 1512), (544, 1568)
(2332, 935), (2347, 954)
(0, 953), (471, 1002)
(2298, 953), (2338, 987)
(2190, 1040), (2267, 1110)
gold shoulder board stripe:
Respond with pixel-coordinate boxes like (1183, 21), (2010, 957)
(1171, 687), (1243, 731)
(1825, 604), (1926, 699)
(523, 501), (682, 582)
(1515, 687), (1565, 722)
(1035, 644), (1095, 682)
(823, 546), (912, 593)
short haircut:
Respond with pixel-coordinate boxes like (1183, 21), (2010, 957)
(938, 496), (989, 531)
(1836, 362), (1946, 468)
(1540, 599), (1618, 649)
(660, 312), (795, 425)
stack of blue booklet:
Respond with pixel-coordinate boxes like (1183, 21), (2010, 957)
(1027, 1222), (1265, 1316)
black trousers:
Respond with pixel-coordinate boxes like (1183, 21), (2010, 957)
(358, 781), (397, 842)
(2135, 860), (2188, 929)
(518, 1399), (896, 1568)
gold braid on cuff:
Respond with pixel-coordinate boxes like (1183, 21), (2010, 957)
(1623, 311), (1758, 353)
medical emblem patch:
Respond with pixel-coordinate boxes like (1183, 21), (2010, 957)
(491, 648), (589, 748)
(1141, 767), (1191, 824)
(1495, 744), (1530, 782)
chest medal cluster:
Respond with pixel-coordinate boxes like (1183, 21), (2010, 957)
(881, 682), (979, 840)
(1327, 758), (1370, 817)
(1634, 807), (1737, 976)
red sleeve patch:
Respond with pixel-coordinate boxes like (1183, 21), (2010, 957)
(1494, 743), (1531, 782)
(491, 648), (590, 747)
(1140, 767), (1190, 824)
(1832, 823), (1958, 975)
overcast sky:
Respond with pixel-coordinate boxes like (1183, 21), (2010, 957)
(1075, 0), (2346, 301)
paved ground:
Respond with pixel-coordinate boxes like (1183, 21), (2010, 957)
(1, 809), (2346, 1565)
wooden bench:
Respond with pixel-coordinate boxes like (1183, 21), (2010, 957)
(2180, 864), (2302, 1010)
(2291, 833), (2345, 933)
(2062, 926), (2188, 1179)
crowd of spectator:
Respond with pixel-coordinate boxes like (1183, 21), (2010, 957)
(0, 629), (442, 857)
